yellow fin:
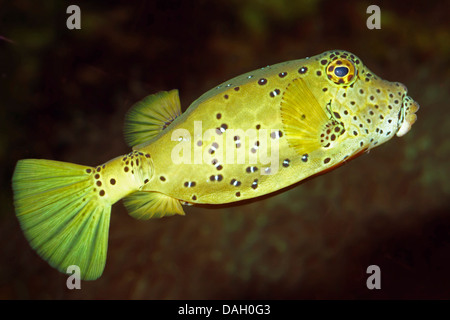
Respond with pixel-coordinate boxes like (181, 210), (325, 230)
(124, 89), (182, 147)
(12, 159), (111, 280)
(280, 78), (330, 155)
(123, 191), (185, 220)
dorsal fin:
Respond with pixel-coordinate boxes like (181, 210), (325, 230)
(124, 89), (182, 147)
(280, 78), (333, 155)
(122, 191), (185, 220)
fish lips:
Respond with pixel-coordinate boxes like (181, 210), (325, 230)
(396, 95), (420, 137)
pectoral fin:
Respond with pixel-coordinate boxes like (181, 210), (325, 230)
(281, 78), (344, 154)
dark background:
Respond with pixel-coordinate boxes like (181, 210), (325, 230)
(0, 0), (449, 299)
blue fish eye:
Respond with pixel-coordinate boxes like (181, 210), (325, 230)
(334, 66), (349, 77)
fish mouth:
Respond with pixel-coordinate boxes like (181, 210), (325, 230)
(396, 95), (420, 137)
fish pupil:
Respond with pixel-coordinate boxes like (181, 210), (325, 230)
(334, 66), (349, 77)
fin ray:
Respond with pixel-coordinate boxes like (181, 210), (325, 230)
(281, 78), (330, 155)
(124, 89), (182, 147)
(123, 191), (185, 220)
(12, 159), (111, 280)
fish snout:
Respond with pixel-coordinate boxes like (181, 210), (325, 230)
(396, 95), (419, 137)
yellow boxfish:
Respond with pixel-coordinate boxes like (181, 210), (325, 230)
(12, 50), (419, 280)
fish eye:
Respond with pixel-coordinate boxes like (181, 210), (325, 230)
(334, 66), (349, 77)
(326, 58), (357, 85)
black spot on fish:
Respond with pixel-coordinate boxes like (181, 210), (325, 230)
(184, 181), (196, 187)
(270, 130), (283, 139)
(246, 166), (258, 173)
(258, 78), (267, 85)
(230, 179), (241, 187)
(210, 174), (223, 182)
(298, 66), (308, 74)
(216, 123), (228, 135)
(269, 89), (281, 97)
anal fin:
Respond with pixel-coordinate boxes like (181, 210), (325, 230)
(124, 89), (182, 147)
(123, 191), (185, 220)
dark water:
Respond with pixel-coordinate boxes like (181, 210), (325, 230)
(1, 0), (449, 299)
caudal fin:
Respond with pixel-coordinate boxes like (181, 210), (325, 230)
(12, 159), (111, 280)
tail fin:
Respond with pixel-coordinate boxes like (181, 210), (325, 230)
(12, 159), (111, 280)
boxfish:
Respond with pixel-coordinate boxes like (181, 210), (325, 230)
(12, 50), (419, 280)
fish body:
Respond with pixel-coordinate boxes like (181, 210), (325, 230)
(12, 50), (419, 279)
